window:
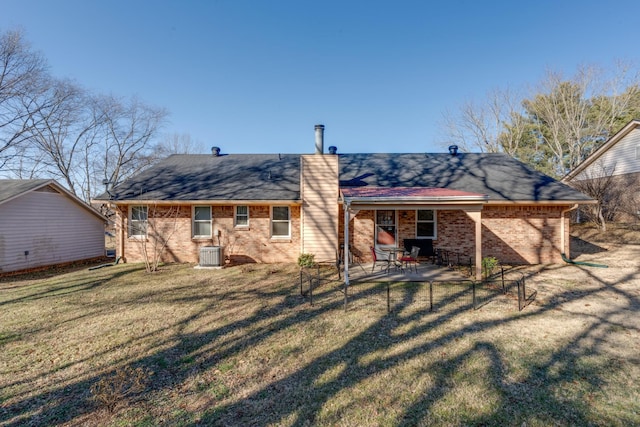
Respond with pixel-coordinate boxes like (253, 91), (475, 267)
(375, 210), (396, 246)
(271, 206), (290, 238)
(193, 206), (212, 237)
(636, 145), (640, 160)
(416, 209), (436, 239)
(130, 206), (148, 237)
(235, 205), (249, 227)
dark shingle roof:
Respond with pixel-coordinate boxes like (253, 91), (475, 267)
(98, 152), (592, 203)
(0, 179), (52, 205)
(101, 154), (302, 202)
(338, 153), (592, 202)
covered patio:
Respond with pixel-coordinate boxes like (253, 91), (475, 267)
(340, 187), (489, 290)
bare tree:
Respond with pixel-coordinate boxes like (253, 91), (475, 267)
(523, 64), (640, 176)
(441, 63), (640, 179)
(133, 205), (182, 273)
(23, 79), (99, 196)
(99, 95), (169, 189)
(0, 29), (49, 171)
(568, 161), (625, 231)
(441, 87), (527, 155)
(155, 132), (204, 156)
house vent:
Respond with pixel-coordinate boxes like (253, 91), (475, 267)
(448, 145), (459, 155)
(328, 145), (337, 155)
(211, 146), (221, 156)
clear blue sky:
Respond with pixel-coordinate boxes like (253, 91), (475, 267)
(1, 0), (638, 154)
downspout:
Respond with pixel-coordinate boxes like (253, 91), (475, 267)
(343, 200), (350, 287)
(560, 204), (608, 268)
(560, 204), (578, 256)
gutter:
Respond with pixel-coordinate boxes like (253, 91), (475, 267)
(93, 199), (304, 206)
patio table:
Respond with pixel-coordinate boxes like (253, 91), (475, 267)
(381, 247), (404, 272)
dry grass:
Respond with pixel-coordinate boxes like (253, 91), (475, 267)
(1, 237), (640, 426)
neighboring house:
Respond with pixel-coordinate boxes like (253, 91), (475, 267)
(94, 126), (594, 280)
(0, 179), (107, 274)
(564, 119), (640, 221)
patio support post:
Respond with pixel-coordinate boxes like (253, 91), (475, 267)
(118, 205), (125, 261)
(465, 210), (482, 281)
(344, 201), (350, 310)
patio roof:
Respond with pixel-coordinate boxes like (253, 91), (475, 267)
(340, 186), (488, 209)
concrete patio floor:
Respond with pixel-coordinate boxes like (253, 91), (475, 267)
(343, 260), (472, 282)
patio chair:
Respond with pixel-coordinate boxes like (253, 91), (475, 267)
(400, 246), (420, 273)
(370, 246), (391, 273)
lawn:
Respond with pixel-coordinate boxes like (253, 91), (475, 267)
(1, 238), (639, 426)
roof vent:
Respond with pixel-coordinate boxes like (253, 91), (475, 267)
(211, 146), (221, 156)
(448, 145), (458, 155)
(328, 145), (337, 155)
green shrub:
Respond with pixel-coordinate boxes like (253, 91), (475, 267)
(297, 253), (315, 268)
(482, 256), (499, 279)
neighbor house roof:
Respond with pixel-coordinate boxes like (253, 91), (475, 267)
(563, 119), (640, 182)
(0, 179), (107, 220)
(96, 152), (593, 204)
(0, 179), (53, 205)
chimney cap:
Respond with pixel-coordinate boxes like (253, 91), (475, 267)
(315, 124), (325, 130)
(211, 146), (221, 156)
(448, 145), (459, 155)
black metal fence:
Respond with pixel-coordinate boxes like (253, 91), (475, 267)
(299, 269), (534, 313)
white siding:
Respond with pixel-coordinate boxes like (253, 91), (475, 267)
(578, 128), (640, 179)
(0, 191), (105, 273)
(301, 155), (339, 263)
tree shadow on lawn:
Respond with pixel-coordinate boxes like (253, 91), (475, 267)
(198, 270), (639, 426)
(2, 264), (639, 426)
(0, 263), (144, 307)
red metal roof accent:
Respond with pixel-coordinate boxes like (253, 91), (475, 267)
(341, 187), (486, 198)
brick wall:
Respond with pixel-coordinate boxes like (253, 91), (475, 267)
(116, 203), (568, 266)
(481, 205), (567, 264)
(433, 210), (476, 261)
(116, 204), (301, 264)
(338, 205), (569, 265)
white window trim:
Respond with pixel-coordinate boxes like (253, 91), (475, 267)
(235, 205), (250, 228)
(192, 205), (212, 238)
(271, 205), (291, 239)
(416, 209), (437, 239)
(129, 205), (148, 239)
(375, 209), (397, 248)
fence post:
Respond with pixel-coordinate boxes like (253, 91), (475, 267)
(299, 269), (303, 296)
(387, 283), (391, 313)
(517, 278), (522, 311)
(429, 281), (433, 312)
(472, 281), (477, 309)
(501, 265), (505, 293)
(309, 276), (313, 306)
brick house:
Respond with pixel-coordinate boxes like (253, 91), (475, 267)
(94, 125), (594, 280)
